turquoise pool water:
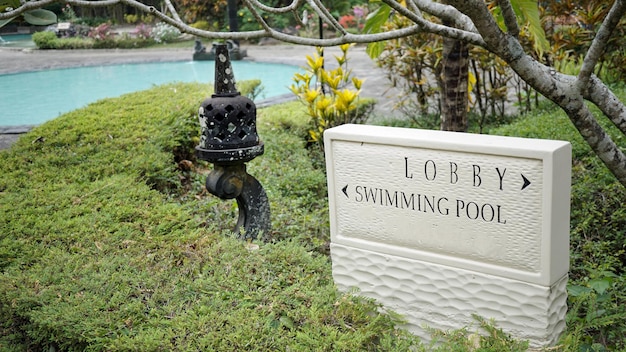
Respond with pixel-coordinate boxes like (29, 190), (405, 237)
(0, 33), (35, 48)
(0, 60), (299, 126)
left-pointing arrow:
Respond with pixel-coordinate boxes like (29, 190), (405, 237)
(342, 184), (349, 198)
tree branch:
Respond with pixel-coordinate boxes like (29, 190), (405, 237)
(382, 0), (486, 46)
(497, 0), (519, 38)
(578, 0), (626, 90)
(162, 0), (182, 23)
(405, 0), (423, 18)
(412, 0), (477, 33)
(266, 25), (424, 46)
(447, 0), (526, 61)
(306, 0), (347, 35)
(0, 0), (114, 19)
(245, 0), (303, 14)
(567, 96), (626, 185)
(243, 0), (274, 34)
(65, 0), (122, 7)
(585, 75), (626, 135)
(450, 0), (626, 187)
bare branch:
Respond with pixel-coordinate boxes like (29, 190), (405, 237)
(578, 0), (626, 90)
(266, 25), (424, 46)
(382, 0), (486, 46)
(306, 0), (347, 35)
(446, 0), (526, 61)
(585, 75), (626, 135)
(245, 0), (303, 15)
(243, 0), (274, 34)
(65, 0), (121, 7)
(162, 0), (182, 23)
(0, 0), (484, 46)
(497, 0), (519, 37)
(412, 0), (477, 32)
(0, 0), (112, 19)
(573, 101), (626, 185)
(405, 0), (423, 18)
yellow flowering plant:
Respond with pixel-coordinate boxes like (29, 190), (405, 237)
(290, 44), (370, 151)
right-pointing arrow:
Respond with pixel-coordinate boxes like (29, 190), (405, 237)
(521, 174), (531, 190)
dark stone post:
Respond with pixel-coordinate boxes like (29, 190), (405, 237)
(227, 0), (239, 45)
(196, 44), (271, 240)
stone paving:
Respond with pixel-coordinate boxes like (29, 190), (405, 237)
(0, 44), (400, 150)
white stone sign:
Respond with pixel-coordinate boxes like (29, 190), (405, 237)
(324, 124), (571, 347)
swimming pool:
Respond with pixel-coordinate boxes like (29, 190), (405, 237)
(0, 33), (36, 48)
(0, 60), (299, 126)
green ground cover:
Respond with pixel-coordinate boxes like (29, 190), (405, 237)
(1, 81), (625, 351)
(0, 82), (419, 351)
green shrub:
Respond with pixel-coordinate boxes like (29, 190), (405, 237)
(53, 37), (94, 49)
(75, 16), (109, 27)
(31, 33), (157, 50)
(31, 31), (58, 49)
(110, 36), (155, 49)
(290, 44), (373, 151)
(0, 82), (424, 351)
(491, 96), (626, 351)
(124, 13), (139, 24)
(190, 20), (210, 30)
(152, 22), (181, 43)
(32, 31), (94, 50)
(258, 101), (310, 136)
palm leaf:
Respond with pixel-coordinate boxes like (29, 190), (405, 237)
(364, 4), (391, 59)
(510, 0), (549, 55)
(0, 17), (15, 29)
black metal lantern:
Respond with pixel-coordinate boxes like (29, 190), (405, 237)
(196, 44), (270, 239)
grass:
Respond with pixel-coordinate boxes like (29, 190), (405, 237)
(2, 80), (626, 351)
(0, 82), (421, 351)
(491, 100), (626, 351)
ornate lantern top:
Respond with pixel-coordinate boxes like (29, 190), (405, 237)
(196, 44), (264, 164)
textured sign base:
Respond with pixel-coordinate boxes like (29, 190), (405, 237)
(332, 243), (568, 347)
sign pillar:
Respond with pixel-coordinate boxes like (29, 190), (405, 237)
(324, 124), (571, 347)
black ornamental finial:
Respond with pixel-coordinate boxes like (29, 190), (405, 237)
(213, 44), (239, 97)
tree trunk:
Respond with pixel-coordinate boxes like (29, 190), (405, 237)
(440, 17), (469, 132)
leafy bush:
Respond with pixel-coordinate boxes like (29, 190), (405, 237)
(75, 16), (109, 27)
(491, 94), (626, 350)
(132, 23), (152, 39)
(152, 22), (182, 43)
(31, 31), (58, 49)
(52, 37), (94, 49)
(88, 23), (114, 41)
(59, 3), (78, 22)
(543, 1), (626, 83)
(33, 22), (160, 50)
(97, 34), (154, 49)
(124, 13), (139, 24)
(290, 44), (373, 151)
(0, 82), (425, 351)
(190, 20), (210, 30)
